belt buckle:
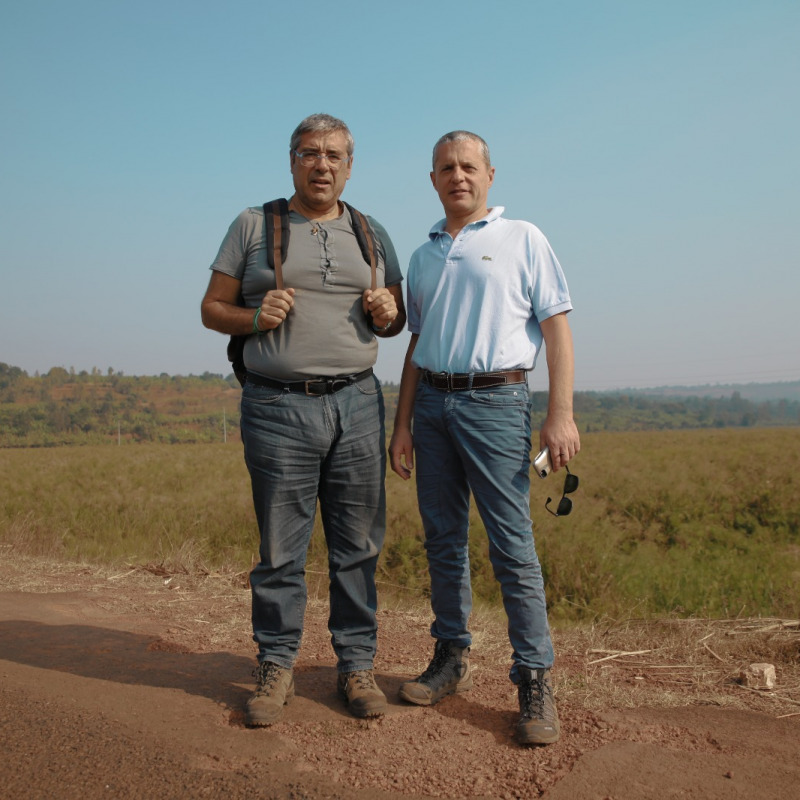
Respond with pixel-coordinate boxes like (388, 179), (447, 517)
(304, 379), (325, 396)
(435, 371), (451, 391)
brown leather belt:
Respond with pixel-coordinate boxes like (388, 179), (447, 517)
(420, 369), (528, 391)
(246, 367), (373, 396)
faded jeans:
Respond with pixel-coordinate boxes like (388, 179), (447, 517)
(240, 372), (386, 673)
(413, 381), (554, 682)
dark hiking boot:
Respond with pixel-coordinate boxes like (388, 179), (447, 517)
(245, 661), (294, 727)
(337, 670), (388, 718)
(398, 640), (473, 706)
(516, 667), (559, 745)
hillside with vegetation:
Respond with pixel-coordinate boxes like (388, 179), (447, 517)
(1, 362), (798, 447)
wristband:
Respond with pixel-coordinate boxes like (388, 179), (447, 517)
(372, 320), (392, 334)
(252, 308), (262, 334)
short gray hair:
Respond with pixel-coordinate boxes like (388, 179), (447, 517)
(432, 131), (491, 170)
(290, 113), (354, 156)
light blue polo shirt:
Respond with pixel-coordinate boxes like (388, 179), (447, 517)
(407, 207), (572, 374)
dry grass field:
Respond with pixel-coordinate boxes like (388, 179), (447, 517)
(2, 427), (798, 622)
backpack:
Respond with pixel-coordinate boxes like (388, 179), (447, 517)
(227, 198), (380, 386)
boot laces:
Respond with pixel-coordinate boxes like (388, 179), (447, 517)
(347, 670), (376, 690)
(520, 673), (551, 720)
(419, 642), (458, 689)
(252, 662), (284, 695)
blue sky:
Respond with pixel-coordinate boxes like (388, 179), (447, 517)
(2, 0), (798, 390)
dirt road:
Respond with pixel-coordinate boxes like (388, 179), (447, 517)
(1, 557), (798, 799)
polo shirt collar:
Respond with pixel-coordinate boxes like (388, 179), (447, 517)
(428, 206), (506, 239)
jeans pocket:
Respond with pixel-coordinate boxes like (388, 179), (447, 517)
(468, 386), (529, 408)
(243, 383), (286, 405)
(354, 375), (380, 397)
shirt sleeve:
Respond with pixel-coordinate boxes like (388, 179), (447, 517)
(527, 225), (573, 322)
(209, 208), (261, 281)
(367, 216), (403, 287)
(405, 251), (422, 334)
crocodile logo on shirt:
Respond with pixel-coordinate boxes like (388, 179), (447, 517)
(482, 256), (492, 261)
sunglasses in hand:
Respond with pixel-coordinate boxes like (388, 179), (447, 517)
(545, 465), (579, 517)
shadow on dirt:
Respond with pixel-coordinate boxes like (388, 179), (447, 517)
(0, 620), (254, 708)
(432, 693), (517, 744)
(0, 620), (414, 722)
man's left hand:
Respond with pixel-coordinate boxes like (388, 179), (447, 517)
(539, 414), (580, 472)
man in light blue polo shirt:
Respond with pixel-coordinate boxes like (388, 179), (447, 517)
(389, 130), (580, 746)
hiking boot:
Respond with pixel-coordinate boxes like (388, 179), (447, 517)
(398, 640), (473, 706)
(245, 661), (294, 727)
(516, 667), (559, 745)
(337, 670), (387, 718)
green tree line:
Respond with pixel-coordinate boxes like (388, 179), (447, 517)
(1, 362), (798, 447)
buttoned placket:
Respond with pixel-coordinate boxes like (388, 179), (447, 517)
(315, 223), (338, 287)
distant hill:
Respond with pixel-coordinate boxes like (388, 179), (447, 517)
(608, 380), (800, 403)
(2, 362), (798, 445)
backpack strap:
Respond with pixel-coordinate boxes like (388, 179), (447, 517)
(263, 198), (289, 290)
(343, 201), (378, 292)
(228, 198), (289, 387)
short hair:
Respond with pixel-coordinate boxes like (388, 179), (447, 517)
(432, 131), (491, 170)
(290, 113), (354, 156)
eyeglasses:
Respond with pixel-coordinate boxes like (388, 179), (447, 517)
(293, 150), (351, 170)
(545, 465), (579, 517)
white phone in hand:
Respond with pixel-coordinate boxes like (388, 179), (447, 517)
(533, 446), (552, 479)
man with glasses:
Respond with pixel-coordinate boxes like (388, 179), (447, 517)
(389, 131), (579, 745)
(202, 113), (405, 726)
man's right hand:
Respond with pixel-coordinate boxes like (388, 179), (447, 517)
(257, 288), (296, 331)
(389, 427), (415, 480)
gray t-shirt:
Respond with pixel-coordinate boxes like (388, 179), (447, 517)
(210, 205), (402, 380)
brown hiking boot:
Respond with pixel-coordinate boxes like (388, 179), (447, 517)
(516, 667), (559, 745)
(245, 661), (294, 727)
(398, 640), (473, 706)
(337, 670), (387, 718)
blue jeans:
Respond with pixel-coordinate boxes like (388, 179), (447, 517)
(240, 372), (386, 673)
(414, 381), (554, 683)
